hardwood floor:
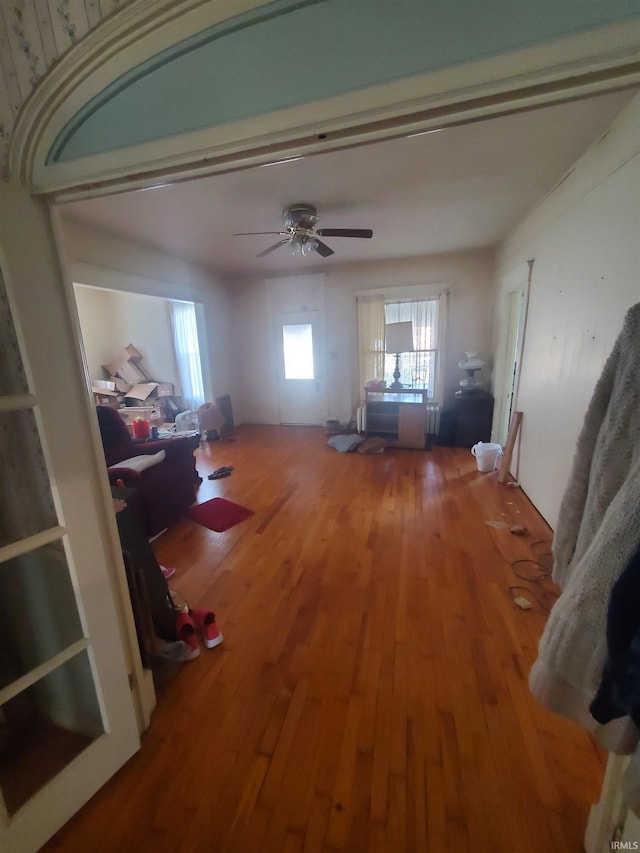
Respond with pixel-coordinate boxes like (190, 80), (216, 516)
(44, 425), (605, 852)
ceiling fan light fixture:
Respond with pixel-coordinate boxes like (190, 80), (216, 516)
(290, 234), (318, 256)
(301, 236), (318, 256)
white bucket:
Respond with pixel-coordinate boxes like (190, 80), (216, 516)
(471, 442), (502, 472)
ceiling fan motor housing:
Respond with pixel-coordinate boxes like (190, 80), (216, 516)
(284, 203), (319, 230)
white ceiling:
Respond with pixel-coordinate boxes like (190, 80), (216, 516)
(59, 89), (636, 279)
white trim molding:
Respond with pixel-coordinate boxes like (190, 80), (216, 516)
(9, 11), (640, 200)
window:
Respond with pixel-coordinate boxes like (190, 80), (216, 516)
(282, 323), (314, 379)
(168, 301), (205, 409)
(357, 291), (448, 405)
(384, 299), (439, 393)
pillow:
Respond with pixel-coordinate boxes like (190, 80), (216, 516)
(110, 450), (166, 473)
(327, 434), (364, 453)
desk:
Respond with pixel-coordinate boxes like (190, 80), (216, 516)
(365, 389), (429, 449)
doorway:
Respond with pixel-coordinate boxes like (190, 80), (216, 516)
(493, 263), (531, 445)
(276, 310), (327, 425)
(268, 274), (328, 427)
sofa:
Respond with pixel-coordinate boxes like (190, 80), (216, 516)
(96, 406), (200, 537)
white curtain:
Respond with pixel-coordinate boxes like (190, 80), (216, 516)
(435, 289), (449, 408)
(384, 297), (441, 400)
(357, 296), (386, 395)
(168, 301), (205, 410)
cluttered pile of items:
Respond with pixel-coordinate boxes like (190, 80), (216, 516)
(91, 342), (182, 429)
(92, 342), (234, 441)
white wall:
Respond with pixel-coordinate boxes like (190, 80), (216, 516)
(74, 285), (178, 386)
(231, 248), (496, 425)
(497, 91), (640, 527)
(73, 286), (118, 380)
(60, 220), (237, 404)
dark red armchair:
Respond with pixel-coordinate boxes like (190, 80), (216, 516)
(96, 406), (200, 537)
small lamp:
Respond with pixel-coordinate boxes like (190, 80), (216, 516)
(458, 351), (485, 390)
(385, 322), (414, 390)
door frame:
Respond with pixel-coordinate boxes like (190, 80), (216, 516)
(491, 261), (532, 445)
(275, 309), (328, 426)
(50, 209), (157, 734)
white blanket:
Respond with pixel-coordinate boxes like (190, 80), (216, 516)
(110, 450), (166, 473)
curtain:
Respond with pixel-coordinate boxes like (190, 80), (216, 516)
(436, 290), (449, 409)
(384, 297), (440, 399)
(357, 296), (386, 395)
(168, 301), (205, 410)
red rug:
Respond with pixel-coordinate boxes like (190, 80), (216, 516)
(186, 497), (254, 532)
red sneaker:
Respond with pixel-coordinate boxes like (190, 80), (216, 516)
(176, 612), (200, 657)
(189, 608), (223, 649)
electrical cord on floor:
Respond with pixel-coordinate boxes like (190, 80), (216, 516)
(508, 548), (560, 614)
(511, 558), (552, 583)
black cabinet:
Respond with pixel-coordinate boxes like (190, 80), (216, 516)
(451, 390), (494, 447)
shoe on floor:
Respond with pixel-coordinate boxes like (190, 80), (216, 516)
(157, 639), (199, 662)
(189, 607), (223, 648)
(176, 612), (200, 656)
(160, 565), (176, 580)
(208, 466), (233, 480)
(169, 589), (189, 613)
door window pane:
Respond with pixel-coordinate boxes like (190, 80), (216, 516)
(0, 650), (104, 815)
(0, 269), (29, 397)
(0, 541), (84, 691)
(0, 409), (58, 548)
(282, 324), (314, 380)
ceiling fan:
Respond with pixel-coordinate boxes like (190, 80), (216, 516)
(234, 203), (373, 258)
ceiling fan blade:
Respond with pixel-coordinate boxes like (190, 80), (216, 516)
(234, 231), (285, 236)
(256, 239), (289, 257)
(314, 239), (335, 258)
(316, 228), (373, 238)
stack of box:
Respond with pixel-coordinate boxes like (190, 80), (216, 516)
(91, 379), (122, 409)
(102, 343), (152, 387)
(93, 343), (182, 421)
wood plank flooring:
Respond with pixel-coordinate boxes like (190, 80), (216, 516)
(44, 425), (605, 852)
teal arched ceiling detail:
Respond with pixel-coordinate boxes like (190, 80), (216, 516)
(48, 0), (640, 164)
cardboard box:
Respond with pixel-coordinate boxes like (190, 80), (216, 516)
(118, 406), (162, 423)
(126, 382), (158, 402)
(155, 382), (174, 397)
(93, 392), (121, 409)
(113, 377), (132, 394)
(122, 343), (143, 362)
(92, 379), (116, 393)
(117, 360), (148, 385)
(102, 360), (121, 378)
